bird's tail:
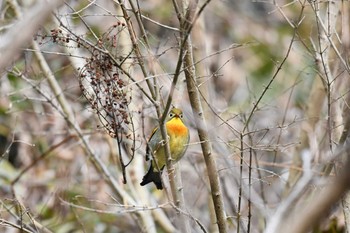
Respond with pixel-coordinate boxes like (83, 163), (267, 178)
(140, 164), (163, 190)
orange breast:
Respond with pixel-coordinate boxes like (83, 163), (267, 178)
(166, 118), (188, 136)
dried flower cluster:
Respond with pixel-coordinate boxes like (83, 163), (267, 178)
(77, 25), (132, 139)
(35, 28), (80, 48)
(79, 59), (131, 139)
(36, 23), (132, 139)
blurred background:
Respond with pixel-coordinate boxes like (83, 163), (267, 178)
(0, 0), (349, 232)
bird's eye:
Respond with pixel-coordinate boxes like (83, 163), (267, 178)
(169, 113), (174, 118)
(179, 114), (183, 119)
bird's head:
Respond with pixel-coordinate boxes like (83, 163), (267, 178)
(168, 108), (183, 120)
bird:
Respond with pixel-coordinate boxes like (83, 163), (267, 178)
(140, 108), (190, 190)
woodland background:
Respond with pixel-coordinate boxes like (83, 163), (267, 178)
(1, 0), (350, 232)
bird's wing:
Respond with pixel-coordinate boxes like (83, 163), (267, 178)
(145, 126), (160, 161)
